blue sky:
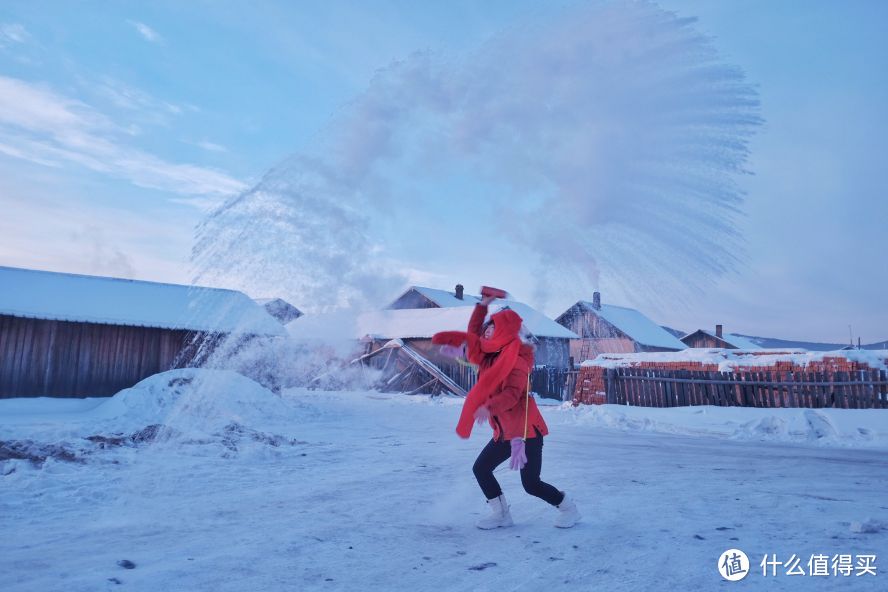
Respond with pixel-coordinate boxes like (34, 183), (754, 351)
(1, 1), (886, 343)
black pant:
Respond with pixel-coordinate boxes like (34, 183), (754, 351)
(472, 429), (564, 506)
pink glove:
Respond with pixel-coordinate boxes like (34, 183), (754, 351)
(473, 405), (490, 426)
(509, 438), (527, 470)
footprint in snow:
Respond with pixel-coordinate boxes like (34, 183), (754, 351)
(468, 562), (497, 571)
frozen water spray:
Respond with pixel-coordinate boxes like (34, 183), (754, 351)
(193, 0), (761, 320)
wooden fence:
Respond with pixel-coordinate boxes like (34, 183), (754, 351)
(532, 367), (579, 401)
(436, 363), (576, 401)
(605, 368), (888, 409)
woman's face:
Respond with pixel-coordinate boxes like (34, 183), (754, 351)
(483, 321), (495, 339)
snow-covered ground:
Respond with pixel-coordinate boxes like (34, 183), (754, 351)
(2, 369), (887, 591)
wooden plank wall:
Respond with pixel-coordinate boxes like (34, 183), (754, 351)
(531, 367), (579, 400)
(0, 315), (199, 398)
(604, 367), (888, 409)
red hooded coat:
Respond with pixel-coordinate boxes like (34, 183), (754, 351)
(434, 304), (549, 441)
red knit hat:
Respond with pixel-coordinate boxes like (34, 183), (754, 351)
(480, 308), (523, 353)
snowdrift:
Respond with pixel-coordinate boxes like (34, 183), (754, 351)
(562, 403), (888, 450)
(0, 369), (304, 469)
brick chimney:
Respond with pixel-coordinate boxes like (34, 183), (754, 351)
(592, 291), (601, 310)
(455, 284), (464, 300)
(715, 324), (723, 338)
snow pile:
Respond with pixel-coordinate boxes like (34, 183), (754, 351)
(0, 369), (305, 467)
(92, 368), (293, 435)
(560, 403), (888, 450)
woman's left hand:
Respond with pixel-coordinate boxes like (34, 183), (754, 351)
(509, 438), (527, 470)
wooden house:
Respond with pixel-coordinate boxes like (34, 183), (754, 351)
(681, 325), (762, 350)
(386, 285), (577, 368)
(0, 266), (285, 398)
(555, 292), (685, 365)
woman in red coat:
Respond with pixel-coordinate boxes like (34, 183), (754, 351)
(435, 293), (581, 529)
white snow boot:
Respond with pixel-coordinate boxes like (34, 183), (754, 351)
(554, 492), (581, 528)
(476, 494), (514, 530)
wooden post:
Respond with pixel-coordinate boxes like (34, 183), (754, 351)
(664, 370), (673, 407)
(644, 370), (651, 407)
(651, 370), (659, 408)
(881, 370), (888, 409)
(709, 372), (720, 406)
(838, 371), (849, 409)
(845, 371), (857, 409)
(755, 371), (766, 407)
(623, 368), (632, 406)
(624, 368), (634, 406)
(763, 371), (773, 407)
(694, 370), (703, 406)
(864, 369), (874, 409)
(785, 372), (794, 407)
(620, 368), (629, 405)
(716, 371), (726, 407)
(613, 369), (622, 405)
(860, 370), (873, 409)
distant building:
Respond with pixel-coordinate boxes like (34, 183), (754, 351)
(681, 325), (762, 350)
(254, 298), (303, 324)
(386, 285), (578, 368)
(0, 266), (284, 398)
(555, 292), (686, 364)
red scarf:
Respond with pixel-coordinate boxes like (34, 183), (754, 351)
(433, 308), (524, 438)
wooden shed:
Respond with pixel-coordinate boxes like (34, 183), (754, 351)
(681, 325), (762, 349)
(386, 285), (577, 368)
(0, 266), (285, 398)
(555, 292), (686, 365)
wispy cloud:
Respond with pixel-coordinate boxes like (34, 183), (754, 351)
(0, 23), (29, 47)
(127, 20), (162, 44)
(192, 140), (228, 153)
(93, 76), (183, 116)
(0, 75), (246, 200)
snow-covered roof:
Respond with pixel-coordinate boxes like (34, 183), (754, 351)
(397, 286), (482, 308)
(0, 266), (285, 336)
(577, 301), (686, 350)
(253, 297), (303, 324)
(688, 329), (762, 350)
(289, 305), (578, 341)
